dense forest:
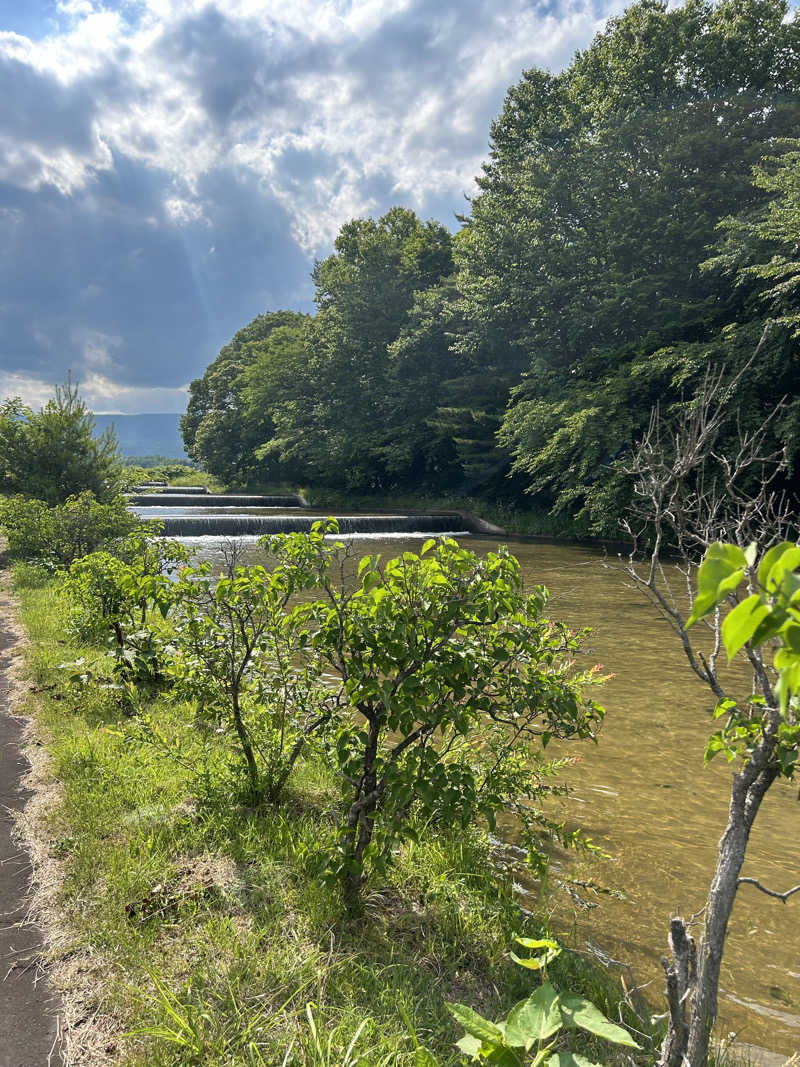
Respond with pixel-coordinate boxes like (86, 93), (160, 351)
(182, 0), (800, 535)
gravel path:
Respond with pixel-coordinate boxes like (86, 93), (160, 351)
(0, 613), (62, 1066)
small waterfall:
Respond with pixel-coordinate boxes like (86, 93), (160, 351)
(131, 493), (304, 507)
(157, 513), (468, 537)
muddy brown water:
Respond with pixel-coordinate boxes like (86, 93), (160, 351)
(179, 532), (799, 1056)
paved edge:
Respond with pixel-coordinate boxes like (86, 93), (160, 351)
(0, 593), (63, 1067)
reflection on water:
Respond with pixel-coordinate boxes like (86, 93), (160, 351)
(179, 532), (799, 1055)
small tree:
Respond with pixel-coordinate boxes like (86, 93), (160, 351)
(166, 543), (333, 802)
(621, 364), (799, 1066)
(0, 380), (121, 504)
(269, 522), (605, 906)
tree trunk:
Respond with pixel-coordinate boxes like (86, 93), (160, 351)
(231, 687), (259, 799)
(342, 715), (381, 908)
(658, 761), (777, 1066)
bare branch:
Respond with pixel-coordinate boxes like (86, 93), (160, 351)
(737, 878), (800, 903)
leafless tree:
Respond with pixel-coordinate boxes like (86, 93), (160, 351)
(620, 355), (798, 1066)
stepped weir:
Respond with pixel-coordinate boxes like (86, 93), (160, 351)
(154, 513), (469, 537)
(131, 493), (305, 507)
(134, 484), (209, 494)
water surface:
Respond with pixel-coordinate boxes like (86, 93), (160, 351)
(181, 532), (800, 1055)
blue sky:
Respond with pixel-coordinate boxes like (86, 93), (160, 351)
(0, 0), (626, 413)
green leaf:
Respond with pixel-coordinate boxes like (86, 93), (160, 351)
(546, 1054), (604, 1067)
(505, 983), (562, 1047)
(515, 937), (559, 951)
(485, 1050), (523, 1067)
(455, 1034), (483, 1058)
(509, 951), (545, 970)
(446, 1003), (504, 1043)
(781, 623), (800, 654)
(558, 992), (640, 1047)
(765, 546), (800, 591)
(758, 542), (796, 588)
(713, 697), (736, 719)
(688, 542), (747, 626)
(721, 594), (770, 658)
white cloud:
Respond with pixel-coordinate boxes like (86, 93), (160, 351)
(0, 370), (190, 414)
(0, 372), (59, 410)
(0, 0), (624, 248)
(0, 0), (628, 405)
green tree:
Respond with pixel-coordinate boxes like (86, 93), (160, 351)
(621, 376), (800, 1066)
(455, 0), (800, 525)
(0, 381), (122, 504)
(270, 523), (604, 906)
(296, 207), (454, 488)
(166, 544), (331, 802)
(181, 310), (309, 483)
(241, 322), (318, 476)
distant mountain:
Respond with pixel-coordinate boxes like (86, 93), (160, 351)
(92, 413), (188, 459)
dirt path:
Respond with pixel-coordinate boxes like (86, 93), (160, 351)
(0, 611), (62, 1066)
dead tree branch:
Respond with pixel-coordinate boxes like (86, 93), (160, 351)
(737, 878), (800, 903)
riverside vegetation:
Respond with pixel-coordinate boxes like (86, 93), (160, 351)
(182, 0), (800, 540)
(2, 373), (799, 1062)
(0, 383), (648, 1062)
(6, 513), (665, 1065)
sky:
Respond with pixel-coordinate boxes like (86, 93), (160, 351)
(0, 0), (629, 414)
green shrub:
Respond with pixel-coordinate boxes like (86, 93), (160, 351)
(0, 491), (145, 565)
(266, 521), (606, 905)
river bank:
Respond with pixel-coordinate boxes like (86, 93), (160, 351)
(6, 557), (643, 1066)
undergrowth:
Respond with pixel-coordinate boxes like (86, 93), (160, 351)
(14, 566), (650, 1066)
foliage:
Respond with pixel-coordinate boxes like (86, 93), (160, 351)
(0, 491), (143, 565)
(467, 0), (800, 526)
(444, 938), (639, 1066)
(181, 311), (310, 483)
(299, 208), (454, 489)
(164, 545), (332, 802)
(267, 521), (605, 903)
(688, 540), (800, 767)
(0, 380), (122, 504)
(63, 533), (189, 643)
(14, 560), (628, 1067)
(59, 533), (189, 701)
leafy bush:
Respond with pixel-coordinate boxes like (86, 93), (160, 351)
(164, 544), (331, 802)
(0, 491), (144, 564)
(63, 533), (189, 643)
(267, 522), (605, 904)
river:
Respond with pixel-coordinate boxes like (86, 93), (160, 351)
(175, 530), (800, 1056)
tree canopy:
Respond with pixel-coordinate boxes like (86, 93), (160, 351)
(183, 0), (800, 527)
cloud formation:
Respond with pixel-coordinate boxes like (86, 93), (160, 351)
(0, 0), (624, 412)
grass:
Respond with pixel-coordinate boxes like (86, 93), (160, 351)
(165, 471), (226, 492)
(13, 564), (655, 1066)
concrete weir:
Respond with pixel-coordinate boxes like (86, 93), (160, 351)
(135, 484), (209, 494)
(156, 512), (471, 537)
(131, 492), (305, 508)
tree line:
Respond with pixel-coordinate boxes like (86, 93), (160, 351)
(182, 0), (800, 535)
